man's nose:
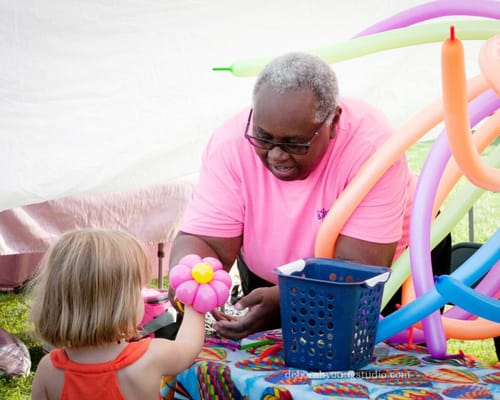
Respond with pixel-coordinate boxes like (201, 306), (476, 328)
(267, 145), (290, 161)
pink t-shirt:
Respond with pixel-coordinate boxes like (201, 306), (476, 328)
(181, 97), (416, 283)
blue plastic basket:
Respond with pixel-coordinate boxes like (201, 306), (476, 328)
(274, 258), (390, 371)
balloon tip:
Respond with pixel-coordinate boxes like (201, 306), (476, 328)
(212, 66), (233, 72)
(449, 25), (455, 40)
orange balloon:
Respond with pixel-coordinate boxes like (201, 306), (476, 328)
(313, 28), (499, 349)
(401, 278), (415, 305)
(314, 75), (488, 259)
(442, 30), (500, 191)
(433, 110), (500, 216)
(397, 31), (500, 346)
(413, 318), (500, 340)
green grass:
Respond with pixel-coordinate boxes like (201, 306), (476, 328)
(406, 138), (499, 245)
(0, 292), (39, 400)
(0, 139), (498, 399)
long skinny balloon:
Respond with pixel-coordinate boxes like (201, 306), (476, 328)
(376, 230), (500, 343)
(442, 29), (500, 191)
(314, 73), (489, 261)
(354, 0), (500, 37)
(213, 20), (500, 77)
(384, 121), (500, 344)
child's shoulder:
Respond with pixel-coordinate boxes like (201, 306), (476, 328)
(32, 352), (65, 399)
(119, 338), (154, 361)
(37, 352), (54, 370)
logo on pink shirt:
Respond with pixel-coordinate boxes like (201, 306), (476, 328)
(316, 208), (329, 220)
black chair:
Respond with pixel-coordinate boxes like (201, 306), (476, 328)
(450, 242), (482, 275)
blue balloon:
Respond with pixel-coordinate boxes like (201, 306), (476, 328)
(435, 274), (500, 323)
(376, 229), (500, 343)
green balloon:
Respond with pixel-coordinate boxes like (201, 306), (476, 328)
(213, 19), (500, 77)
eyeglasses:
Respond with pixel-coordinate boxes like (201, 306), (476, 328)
(244, 109), (327, 156)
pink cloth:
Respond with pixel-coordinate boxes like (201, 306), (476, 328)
(181, 98), (417, 283)
(0, 181), (194, 256)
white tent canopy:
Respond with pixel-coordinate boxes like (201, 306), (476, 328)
(0, 0), (493, 212)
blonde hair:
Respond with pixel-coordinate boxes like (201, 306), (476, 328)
(30, 229), (151, 348)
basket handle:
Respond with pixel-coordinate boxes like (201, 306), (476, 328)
(364, 271), (391, 287)
(273, 259), (306, 276)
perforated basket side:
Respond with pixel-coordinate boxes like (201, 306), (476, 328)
(349, 283), (385, 368)
(278, 261), (388, 371)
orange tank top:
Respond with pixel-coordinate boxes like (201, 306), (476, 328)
(50, 338), (164, 400)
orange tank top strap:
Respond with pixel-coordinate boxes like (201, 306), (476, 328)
(49, 339), (153, 400)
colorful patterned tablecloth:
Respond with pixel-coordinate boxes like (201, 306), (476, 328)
(168, 329), (499, 400)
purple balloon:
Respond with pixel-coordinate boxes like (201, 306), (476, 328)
(354, 0), (500, 38)
(408, 89), (499, 357)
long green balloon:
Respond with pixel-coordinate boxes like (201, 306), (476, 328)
(213, 20), (500, 77)
(381, 143), (500, 308)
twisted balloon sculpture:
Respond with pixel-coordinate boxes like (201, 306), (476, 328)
(169, 254), (232, 313)
(213, 0), (500, 357)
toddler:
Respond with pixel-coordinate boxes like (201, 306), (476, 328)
(30, 229), (206, 400)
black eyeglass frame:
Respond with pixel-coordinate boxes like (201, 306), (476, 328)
(243, 108), (329, 156)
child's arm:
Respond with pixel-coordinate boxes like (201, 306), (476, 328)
(149, 305), (206, 376)
(147, 255), (230, 376)
(173, 305), (206, 357)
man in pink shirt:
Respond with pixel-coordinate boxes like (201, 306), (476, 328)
(168, 52), (450, 340)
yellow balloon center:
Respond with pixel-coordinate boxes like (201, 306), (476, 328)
(191, 262), (214, 284)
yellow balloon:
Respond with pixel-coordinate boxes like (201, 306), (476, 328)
(191, 262), (214, 284)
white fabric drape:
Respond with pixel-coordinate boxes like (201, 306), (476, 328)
(0, 0), (485, 211)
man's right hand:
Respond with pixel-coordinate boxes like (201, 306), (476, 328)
(212, 285), (281, 340)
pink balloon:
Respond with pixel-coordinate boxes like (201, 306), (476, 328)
(203, 256), (223, 270)
(176, 280), (199, 305)
(179, 254), (202, 267)
(168, 264), (192, 289)
(480, 34), (500, 96)
(193, 284), (218, 313)
(169, 254), (231, 313)
(209, 280), (231, 306)
(213, 269), (233, 289)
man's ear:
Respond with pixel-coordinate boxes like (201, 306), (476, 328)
(329, 107), (342, 139)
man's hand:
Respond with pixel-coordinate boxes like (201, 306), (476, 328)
(167, 286), (184, 314)
(212, 286), (281, 340)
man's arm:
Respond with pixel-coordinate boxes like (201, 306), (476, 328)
(169, 231), (242, 272)
(334, 234), (398, 267)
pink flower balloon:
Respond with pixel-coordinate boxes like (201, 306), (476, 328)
(169, 254), (231, 313)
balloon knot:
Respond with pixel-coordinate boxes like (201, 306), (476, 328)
(212, 66), (232, 72)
